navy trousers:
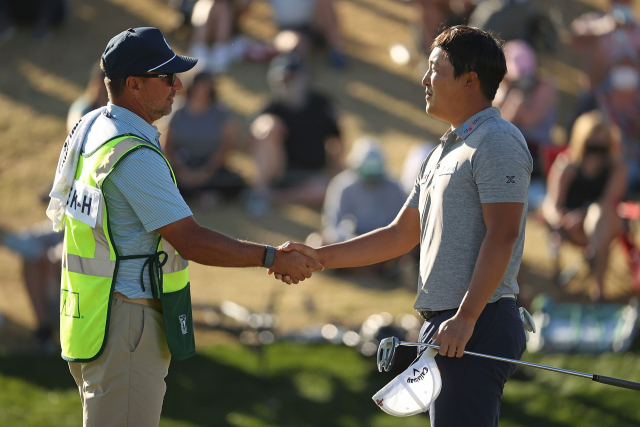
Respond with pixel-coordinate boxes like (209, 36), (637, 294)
(419, 298), (526, 427)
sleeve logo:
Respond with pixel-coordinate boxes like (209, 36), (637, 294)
(506, 176), (516, 183)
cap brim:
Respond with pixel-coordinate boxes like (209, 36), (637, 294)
(153, 54), (198, 74)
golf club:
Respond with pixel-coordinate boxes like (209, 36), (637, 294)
(377, 337), (640, 392)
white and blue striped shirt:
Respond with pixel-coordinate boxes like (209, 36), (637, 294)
(82, 103), (192, 299)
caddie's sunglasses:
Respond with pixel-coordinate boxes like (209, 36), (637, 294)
(136, 73), (177, 86)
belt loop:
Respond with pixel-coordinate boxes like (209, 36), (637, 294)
(114, 292), (124, 307)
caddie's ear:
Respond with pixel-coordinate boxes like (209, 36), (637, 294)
(126, 76), (142, 93)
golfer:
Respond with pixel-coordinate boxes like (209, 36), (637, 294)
(48, 27), (322, 427)
(275, 26), (532, 425)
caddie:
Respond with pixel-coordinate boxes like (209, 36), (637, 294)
(274, 26), (533, 425)
(47, 27), (323, 427)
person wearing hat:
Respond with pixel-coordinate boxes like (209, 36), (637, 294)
(309, 137), (406, 275)
(48, 27), (322, 426)
(246, 52), (343, 215)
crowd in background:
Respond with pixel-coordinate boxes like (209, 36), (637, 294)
(2, 0), (640, 351)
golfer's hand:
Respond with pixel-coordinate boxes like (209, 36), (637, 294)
(269, 247), (323, 285)
(268, 242), (320, 284)
(432, 315), (475, 358)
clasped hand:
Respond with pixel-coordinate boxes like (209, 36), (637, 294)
(269, 242), (323, 284)
(268, 242), (321, 284)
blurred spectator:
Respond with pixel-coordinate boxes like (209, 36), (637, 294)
(169, 0), (199, 35)
(470, 0), (557, 51)
(66, 62), (108, 132)
(246, 53), (342, 215)
(164, 71), (246, 203)
(542, 111), (626, 301)
(400, 142), (435, 195)
(189, 0), (250, 73)
(0, 0), (15, 44)
(412, 0), (475, 54)
(270, 0), (347, 68)
(2, 0), (68, 41)
(308, 137), (407, 276)
(0, 220), (62, 351)
(571, 0), (640, 91)
(494, 40), (557, 178)
(595, 58), (640, 192)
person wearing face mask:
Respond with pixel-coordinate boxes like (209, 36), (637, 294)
(543, 111), (626, 301)
(246, 53), (343, 215)
(307, 137), (407, 276)
(494, 40), (557, 179)
(571, 0), (640, 91)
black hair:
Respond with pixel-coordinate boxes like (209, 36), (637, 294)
(431, 26), (507, 101)
(186, 71), (216, 102)
(100, 58), (127, 99)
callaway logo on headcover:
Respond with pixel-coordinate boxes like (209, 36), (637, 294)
(407, 367), (429, 383)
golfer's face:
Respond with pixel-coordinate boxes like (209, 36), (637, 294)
(422, 48), (462, 121)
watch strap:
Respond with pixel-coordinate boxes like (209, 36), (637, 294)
(262, 245), (275, 268)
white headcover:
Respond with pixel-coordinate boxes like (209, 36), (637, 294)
(372, 347), (441, 417)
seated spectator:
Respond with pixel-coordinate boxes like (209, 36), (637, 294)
(66, 62), (108, 132)
(189, 0), (250, 73)
(246, 53), (343, 215)
(164, 71), (246, 203)
(269, 0), (347, 68)
(412, 0), (475, 54)
(542, 111), (626, 301)
(469, 0), (557, 50)
(595, 58), (640, 192)
(494, 40), (557, 178)
(571, 0), (640, 92)
(0, 218), (63, 351)
(3, 0), (68, 41)
(308, 137), (407, 276)
(169, 0), (199, 36)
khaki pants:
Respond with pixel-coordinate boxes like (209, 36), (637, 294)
(69, 293), (171, 427)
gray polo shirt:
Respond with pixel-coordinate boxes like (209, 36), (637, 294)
(407, 107), (532, 312)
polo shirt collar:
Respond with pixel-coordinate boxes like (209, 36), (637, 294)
(452, 106), (500, 141)
(105, 102), (162, 147)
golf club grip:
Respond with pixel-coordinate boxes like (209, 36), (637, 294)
(592, 375), (640, 391)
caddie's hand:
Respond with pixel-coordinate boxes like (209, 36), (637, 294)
(431, 314), (475, 358)
(269, 247), (323, 285)
(269, 242), (321, 284)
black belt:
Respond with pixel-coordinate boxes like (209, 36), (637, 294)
(418, 294), (517, 322)
(419, 310), (441, 321)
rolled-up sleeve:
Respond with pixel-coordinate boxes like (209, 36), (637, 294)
(472, 133), (532, 204)
(107, 148), (192, 231)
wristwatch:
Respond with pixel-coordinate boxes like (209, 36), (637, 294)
(262, 245), (275, 268)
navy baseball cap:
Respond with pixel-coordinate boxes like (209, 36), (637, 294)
(101, 27), (198, 79)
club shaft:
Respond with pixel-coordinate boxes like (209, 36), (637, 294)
(399, 341), (593, 380)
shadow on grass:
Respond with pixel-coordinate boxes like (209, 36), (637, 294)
(2, 341), (640, 427)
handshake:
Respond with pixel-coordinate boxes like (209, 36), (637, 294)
(267, 242), (322, 284)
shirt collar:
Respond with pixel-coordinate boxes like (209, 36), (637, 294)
(105, 102), (162, 147)
(442, 106), (501, 142)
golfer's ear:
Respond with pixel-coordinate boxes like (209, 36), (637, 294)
(464, 71), (479, 89)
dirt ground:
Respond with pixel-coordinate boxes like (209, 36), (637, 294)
(0, 0), (635, 350)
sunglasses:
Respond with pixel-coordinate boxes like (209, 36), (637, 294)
(136, 72), (177, 86)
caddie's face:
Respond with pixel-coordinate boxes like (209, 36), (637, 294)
(139, 73), (184, 122)
(422, 48), (466, 123)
